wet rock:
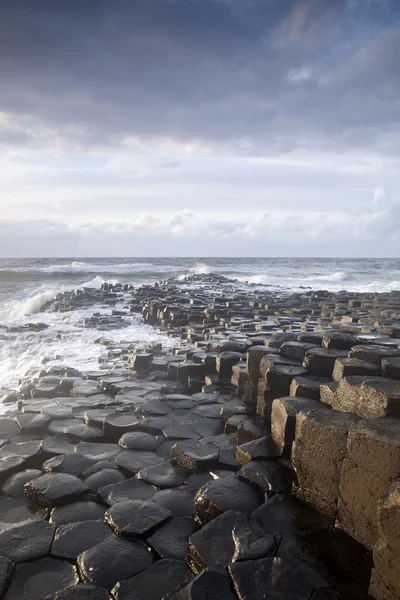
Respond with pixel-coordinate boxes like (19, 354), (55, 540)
(75, 442), (121, 461)
(51, 519), (112, 560)
(238, 459), (294, 494)
(115, 450), (164, 474)
(251, 494), (333, 536)
(188, 510), (249, 572)
(78, 537), (154, 590)
(152, 486), (196, 517)
(166, 567), (237, 600)
(44, 584), (111, 600)
(0, 418), (22, 439)
(41, 434), (76, 456)
(81, 460), (120, 478)
(43, 454), (95, 477)
(4, 557), (79, 600)
(228, 556), (317, 600)
(25, 473), (88, 507)
(0, 520), (55, 562)
(14, 413), (51, 431)
(236, 437), (281, 468)
(104, 413), (140, 439)
(50, 501), (107, 526)
(85, 468), (126, 493)
(172, 440), (219, 472)
(118, 432), (163, 451)
(62, 423), (105, 441)
(137, 462), (189, 488)
(147, 516), (199, 560)
(0, 495), (48, 527)
(195, 478), (263, 523)
(111, 559), (194, 600)
(98, 477), (157, 505)
(0, 555), (14, 599)
(105, 499), (172, 537)
(292, 410), (359, 517)
(1, 469), (42, 496)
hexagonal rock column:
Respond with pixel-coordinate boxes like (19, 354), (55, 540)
(337, 417), (400, 549)
(271, 397), (321, 457)
(369, 479), (400, 600)
(332, 377), (400, 418)
(303, 348), (347, 378)
(292, 410), (360, 518)
(257, 364), (307, 419)
(216, 352), (243, 381)
(332, 358), (381, 381)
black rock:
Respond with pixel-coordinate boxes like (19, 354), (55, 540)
(43, 454), (95, 477)
(172, 441), (219, 472)
(14, 413), (51, 431)
(51, 519), (112, 560)
(251, 494), (333, 536)
(0, 555), (14, 599)
(115, 450), (164, 474)
(0, 520), (55, 562)
(1, 469), (42, 496)
(98, 477), (157, 505)
(237, 460), (295, 494)
(118, 432), (163, 451)
(78, 537), (154, 590)
(147, 516), (199, 560)
(195, 477), (263, 523)
(4, 557), (79, 600)
(75, 442), (121, 461)
(24, 473), (88, 507)
(188, 510), (249, 573)
(105, 500), (172, 537)
(50, 501), (107, 526)
(41, 435), (76, 456)
(137, 463), (189, 488)
(111, 559), (194, 600)
(152, 487), (196, 517)
(236, 437), (281, 467)
(85, 469), (126, 493)
(0, 495), (48, 527)
(228, 557), (316, 600)
(43, 584), (111, 600)
(167, 567), (237, 600)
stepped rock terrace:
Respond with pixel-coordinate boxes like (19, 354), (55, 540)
(0, 273), (399, 599)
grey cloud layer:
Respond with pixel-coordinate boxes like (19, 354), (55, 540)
(0, 0), (399, 154)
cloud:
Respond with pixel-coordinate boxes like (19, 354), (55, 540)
(0, 0), (399, 257)
(373, 185), (387, 204)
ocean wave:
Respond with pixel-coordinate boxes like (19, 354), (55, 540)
(0, 261), (181, 277)
(177, 262), (211, 280)
(0, 275), (112, 321)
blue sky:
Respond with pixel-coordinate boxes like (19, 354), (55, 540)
(0, 0), (399, 256)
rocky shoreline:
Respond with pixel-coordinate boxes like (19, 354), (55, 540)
(0, 273), (399, 599)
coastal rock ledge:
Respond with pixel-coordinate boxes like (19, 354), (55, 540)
(0, 273), (400, 599)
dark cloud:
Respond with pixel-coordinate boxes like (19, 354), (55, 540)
(0, 0), (399, 155)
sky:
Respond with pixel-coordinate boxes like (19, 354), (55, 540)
(0, 0), (399, 257)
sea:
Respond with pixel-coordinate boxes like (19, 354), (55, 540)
(0, 257), (399, 394)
